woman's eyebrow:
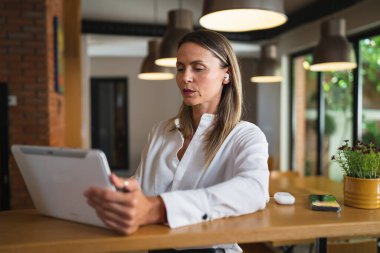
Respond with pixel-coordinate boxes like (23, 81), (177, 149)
(176, 60), (206, 66)
(190, 60), (205, 64)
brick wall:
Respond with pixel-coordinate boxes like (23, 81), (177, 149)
(0, 0), (65, 209)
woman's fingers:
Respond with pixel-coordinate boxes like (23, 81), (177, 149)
(84, 179), (151, 235)
(110, 174), (140, 192)
(87, 195), (137, 219)
(85, 187), (136, 206)
(124, 177), (140, 192)
(102, 217), (138, 235)
(95, 204), (131, 225)
(95, 207), (136, 234)
(88, 195), (139, 235)
(110, 173), (126, 189)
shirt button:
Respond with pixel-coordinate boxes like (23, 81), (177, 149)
(202, 214), (208, 220)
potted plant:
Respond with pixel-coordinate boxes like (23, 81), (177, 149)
(332, 140), (380, 209)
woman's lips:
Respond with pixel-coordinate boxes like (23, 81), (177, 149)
(183, 88), (195, 96)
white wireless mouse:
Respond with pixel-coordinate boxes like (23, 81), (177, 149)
(274, 192), (295, 205)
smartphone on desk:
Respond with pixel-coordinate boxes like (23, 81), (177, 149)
(309, 194), (341, 212)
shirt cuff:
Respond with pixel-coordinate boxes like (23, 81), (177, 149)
(160, 189), (211, 228)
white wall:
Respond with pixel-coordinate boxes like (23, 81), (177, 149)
(239, 58), (258, 124)
(257, 83), (281, 168)
(89, 57), (181, 174)
(274, 0), (380, 170)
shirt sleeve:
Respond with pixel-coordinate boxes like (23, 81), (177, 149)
(160, 125), (269, 228)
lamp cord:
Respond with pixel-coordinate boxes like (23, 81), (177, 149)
(154, 0), (158, 23)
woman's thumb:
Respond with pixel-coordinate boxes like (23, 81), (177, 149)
(110, 173), (140, 192)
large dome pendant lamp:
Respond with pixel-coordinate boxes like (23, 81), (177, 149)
(251, 44), (282, 83)
(155, 9), (193, 67)
(310, 18), (357, 72)
(199, 0), (287, 32)
(138, 40), (174, 80)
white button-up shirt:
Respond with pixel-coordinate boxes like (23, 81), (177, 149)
(135, 114), (269, 252)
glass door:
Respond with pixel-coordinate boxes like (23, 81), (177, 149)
(91, 77), (129, 171)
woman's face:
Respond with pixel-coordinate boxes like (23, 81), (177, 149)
(176, 42), (228, 114)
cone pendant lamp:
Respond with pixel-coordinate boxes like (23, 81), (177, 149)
(310, 18), (357, 72)
(138, 40), (174, 80)
(251, 44), (282, 83)
(155, 9), (193, 67)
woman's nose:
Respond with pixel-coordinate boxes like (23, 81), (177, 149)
(183, 69), (193, 83)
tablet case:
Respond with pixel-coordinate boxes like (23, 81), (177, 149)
(12, 145), (115, 228)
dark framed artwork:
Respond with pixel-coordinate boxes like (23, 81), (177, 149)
(53, 16), (64, 94)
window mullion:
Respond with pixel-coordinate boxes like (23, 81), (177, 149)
(316, 73), (325, 176)
(352, 40), (362, 143)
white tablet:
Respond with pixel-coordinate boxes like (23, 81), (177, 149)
(11, 145), (116, 228)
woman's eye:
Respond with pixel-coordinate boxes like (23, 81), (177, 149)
(194, 66), (205, 72)
(176, 67), (184, 72)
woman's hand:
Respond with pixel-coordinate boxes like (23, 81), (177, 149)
(84, 173), (166, 235)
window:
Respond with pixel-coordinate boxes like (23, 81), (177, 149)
(290, 29), (380, 181)
(361, 35), (380, 147)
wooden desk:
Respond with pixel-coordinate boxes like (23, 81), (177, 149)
(1, 176), (380, 253)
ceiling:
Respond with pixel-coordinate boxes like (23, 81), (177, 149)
(82, 0), (318, 25)
(82, 0), (362, 57)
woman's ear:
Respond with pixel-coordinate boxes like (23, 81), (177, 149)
(223, 73), (230, 84)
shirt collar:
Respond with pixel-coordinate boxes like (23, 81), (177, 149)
(174, 113), (215, 130)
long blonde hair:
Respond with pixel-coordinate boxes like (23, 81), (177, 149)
(174, 30), (243, 167)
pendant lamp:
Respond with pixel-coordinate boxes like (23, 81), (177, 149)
(200, 0), (287, 32)
(138, 40), (174, 80)
(155, 9), (193, 67)
(310, 18), (357, 72)
(251, 44), (282, 83)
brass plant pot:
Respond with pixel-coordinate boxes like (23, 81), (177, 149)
(344, 176), (380, 209)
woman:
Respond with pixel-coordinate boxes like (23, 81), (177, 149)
(85, 30), (269, 253)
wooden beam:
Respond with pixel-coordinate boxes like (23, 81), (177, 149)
(63, 0), (82, 147)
